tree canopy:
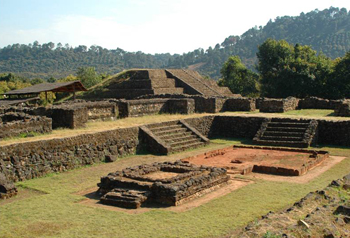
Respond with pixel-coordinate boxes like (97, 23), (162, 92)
(218, 56), (259, 97)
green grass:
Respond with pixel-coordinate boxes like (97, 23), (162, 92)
(227, 109), (340, 119)
(1, 140), (350, 238)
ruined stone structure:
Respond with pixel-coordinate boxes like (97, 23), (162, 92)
(3, 115), (350, 183)
(83, 69), (235, 99)
(253, 118), (318, 148)
(259, 97), (299, 113)
(0, 112), (52, 139)
(97, 161), (229, 208)
(298, 96), (341, 109)
(334, 100), (350, 117)
(118, 98), (195, 117)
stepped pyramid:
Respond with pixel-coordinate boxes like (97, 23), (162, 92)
(253, 118), (318, 148)
(96, 69), (235, 99)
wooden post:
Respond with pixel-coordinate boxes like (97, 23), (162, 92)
(73, 84), (76, 101)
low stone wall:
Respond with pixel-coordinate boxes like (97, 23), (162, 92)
(260, 97), (299, 113)
(0, 112), (52, 139)
(58, 100), (119, 121)
(3, 115), (350, 184)
(334, 101), (350, 117)
(118, 98), (195, 117)
(0, 127), (139, 182)
(317, 120), (350, 146)
(210, 116), (265, 138)
(298, 97), (341, 109)
(224, 98), (256, 111)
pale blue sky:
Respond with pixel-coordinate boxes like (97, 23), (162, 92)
(1, 0), (350, 54)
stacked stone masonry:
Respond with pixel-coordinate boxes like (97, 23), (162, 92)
(260, 97), (299, 113)
(140, 120), (210, 154)
(253, 118), (318, 148)
(0, 112), (52, 139)
(97, 161), (229, 208)
(83, 69), (235, 99)
(2, 115), (350, 183)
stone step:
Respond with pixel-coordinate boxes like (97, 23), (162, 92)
(163, 134), (197, 143)
(147, 121), (180, 129)
(100, 189), (150, 209)
(159, 131), (193, 140)
(263, 131), (305, 137)
(153, 127), (188, 136)
(149, 124), (183, 133)
(255, 139), (308, 148)
(260, 135), (304, 141)
(265, 127), (306, 132)
(267, 122), (310, 128)
(169, 138), (201, 147)
(271, 118), (312, 123)
(172, 141), (205, 153)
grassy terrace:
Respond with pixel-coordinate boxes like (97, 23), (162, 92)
(1, 109), (350, 238)
(0, 109), (347, 147)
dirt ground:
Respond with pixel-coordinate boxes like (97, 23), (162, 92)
(182, 146), (328, 176)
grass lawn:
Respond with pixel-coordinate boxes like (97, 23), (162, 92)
(1, 139), (349, 238)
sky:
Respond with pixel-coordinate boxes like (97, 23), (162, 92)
(0, 0), (350, 54)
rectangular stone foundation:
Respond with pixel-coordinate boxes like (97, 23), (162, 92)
(97, 161), (229, 208)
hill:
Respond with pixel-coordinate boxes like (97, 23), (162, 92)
(0, 7), (349, 79)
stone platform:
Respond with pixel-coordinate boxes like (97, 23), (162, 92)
(97, 161), (229, 208)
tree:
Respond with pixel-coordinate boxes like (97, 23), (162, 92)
(47, 77), (57, 83)
(327, 51), (350, 99)
(257, 39), (333, 98)
(218, 56), (259, 97)
(30, 78), (44, 85)
(76, 67), (101, 88)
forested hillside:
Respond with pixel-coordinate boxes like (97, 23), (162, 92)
(0, 7), (349, 79)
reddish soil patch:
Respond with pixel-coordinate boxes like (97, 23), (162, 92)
(142, 171), (180, 180)
(181, 146), (329, 176)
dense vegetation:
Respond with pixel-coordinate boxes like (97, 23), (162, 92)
(0, 7), (349, 80)
(220, 39), (350, 99)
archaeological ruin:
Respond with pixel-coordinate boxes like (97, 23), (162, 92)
(97, 161), (229, 208)
(1, 68), (350, 212)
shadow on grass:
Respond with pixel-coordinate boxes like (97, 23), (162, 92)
(210, 137), (254, 146)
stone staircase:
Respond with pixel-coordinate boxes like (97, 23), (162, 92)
(253, 118), (318, 148)
(140, 120), (209, 154)
(166, 69), (230, 97)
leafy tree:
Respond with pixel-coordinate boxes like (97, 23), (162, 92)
(30, 78), (44, 85)
(47, 77), (57, 83)
(327, 51), (350, 99)
(257, 39), (333, 98)
(76, 67), (102, 88)
(218, 56), (259, 97)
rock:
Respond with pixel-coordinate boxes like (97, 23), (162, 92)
(343, 183), (350, 190)
(105, 155), (118, 163)
(343, 216), (350, 224)
(334, 205), (350, 216)
(323, 229), (335, 238)
(330, 180), (341, 187)
(0, 173), (17, 199)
